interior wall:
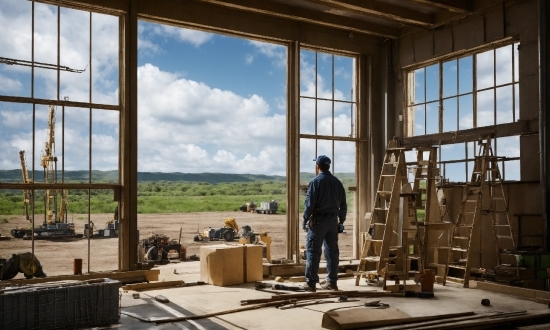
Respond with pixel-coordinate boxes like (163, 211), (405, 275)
(387, 0), (542, 269)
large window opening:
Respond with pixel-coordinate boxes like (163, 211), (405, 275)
(299, 49), (357, 259)
(137, 21), (288, 260)
(405, 42), (521, 182)
(0, 1), (121, 277)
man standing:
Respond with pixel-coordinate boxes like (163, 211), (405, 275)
(303, 155), (347, 292)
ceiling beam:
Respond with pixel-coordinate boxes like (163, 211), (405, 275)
(195, 0), (399, 38)
(304, 0), (434, 27)
(405, 0), (473, 14)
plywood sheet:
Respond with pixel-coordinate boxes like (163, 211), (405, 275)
(322, 307), (409, 330)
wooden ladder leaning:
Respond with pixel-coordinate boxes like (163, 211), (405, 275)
(355, 143), (411, 286)
(444, 136), (515, 288)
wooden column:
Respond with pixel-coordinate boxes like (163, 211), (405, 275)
(286, 40), (300, 261)
(119, 0), (138, 271)
(354, 54), (371, 258)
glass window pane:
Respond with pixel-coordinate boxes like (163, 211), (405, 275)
(92, 12), (119, 105)
(317, 53), (332, 99)
(0, 102), (33, 172)
(514, 84), (520, 121)
(502, 159), (520, 181)
(443, 60), (457, 98)
(64, 107), (90, 179)
(513, 43), (519, 83)
(458, 94), (473, 130)
(300, 50), (316, 97)
(413, 104), (425, 136)
(444, 163), (467, 183)
(333, 101), (352, 137)
(333, 141), (355, 176)
(476, 89), (494, 127)
(476, 50), (494, 90)
(316, 99), (332, 136)
(316, 139), (332, 161)
(333, 55), (354, 102)
(441, 143), (465, 161)
(300, 97), (315, 134)
(425, 64), (439, 102)
(495, 45), (513, 86)
(458, 56), (473, 94)
(91, 109), (119, 183)
(443, 97), (457, 132)
(300, 138), (316, 182)
(414, 69), (425, 104)
(425, 101), (439, 135)
(496, 85), (513, 125)
(60, 7), (90, 103)
(496, 136), (520, 157)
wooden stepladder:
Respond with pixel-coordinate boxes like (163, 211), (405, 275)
(444, 136), (515, 287)
(355, 143), (412, 286)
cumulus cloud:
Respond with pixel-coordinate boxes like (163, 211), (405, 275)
(136, 63), (286, 174)
(249, 40), (286, 68)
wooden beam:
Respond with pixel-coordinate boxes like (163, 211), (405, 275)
(405, 0), (472, 14)
(304, 0), (433, 27)
(193, 0), (398, 38)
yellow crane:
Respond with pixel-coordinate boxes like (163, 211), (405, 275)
(40, 105), (68, 224)
(19, 150), (32, 222)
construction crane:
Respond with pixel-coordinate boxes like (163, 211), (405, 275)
(19, 150), (32, 222)
(41, 105), (59, 224)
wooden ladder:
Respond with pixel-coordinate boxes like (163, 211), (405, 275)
(444, 136), (515, 288)
(355, 144), (409, 285)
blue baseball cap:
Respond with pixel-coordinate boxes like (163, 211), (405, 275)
(314, 155), (331, 165)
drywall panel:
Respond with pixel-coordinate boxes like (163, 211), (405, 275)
(412, 33), (434, 63)
(433, 28), (453, 56)
(507, 0), (539, 43)
(399, 37), (415, 68)
(453, 17), (484, 52)
(485, 7), (505, 42)
(521, 135), (540, 181)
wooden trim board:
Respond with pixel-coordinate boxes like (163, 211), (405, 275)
(474, 281), (550, 300)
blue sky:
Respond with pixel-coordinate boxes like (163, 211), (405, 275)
(0, 1), (358, 177)
(0, 0), (518, 181)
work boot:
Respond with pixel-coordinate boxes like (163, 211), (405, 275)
(320, 282), (338, 291)
(302, 284), (316, 292)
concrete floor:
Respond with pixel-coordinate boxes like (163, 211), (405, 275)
(113, 262), (550, 330)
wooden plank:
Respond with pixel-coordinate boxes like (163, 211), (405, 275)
(122, 280), (184, 291)
(0, 269), (160, 287)
(475, 281), (550, 300)
(322, 309), (474, 330)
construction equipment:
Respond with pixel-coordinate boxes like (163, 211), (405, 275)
(444, 135), (515, 287)
(196, 217), (254, 242)
(140, 233), (182, 263)
(19, 150), (32, 221)
(11, 106), (77, 239)
(239, 201), (256, 212)
(255, 200), (278, 214)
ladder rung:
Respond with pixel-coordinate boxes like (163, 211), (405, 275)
(374, 207), (388, 211)
(457, 224), (473, 228)
(448, 265), (466, 270)
(381, 174), (395, 177)
(453, 236), (470, 240)
(378, 191), (392, 195)
(446, 276), (465, 283)
(451, 247), (468, 252)
(496, 235), (513, 239)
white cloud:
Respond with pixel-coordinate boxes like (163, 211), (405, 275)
(249, 40), (286, 68)
(245, 54), (254, 65)
(136, 63), (287, 174)
(0, 73), (22, 92)
(148, 24), (213, 47)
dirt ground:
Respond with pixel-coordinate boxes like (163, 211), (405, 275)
(0, 212), (354, 278)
